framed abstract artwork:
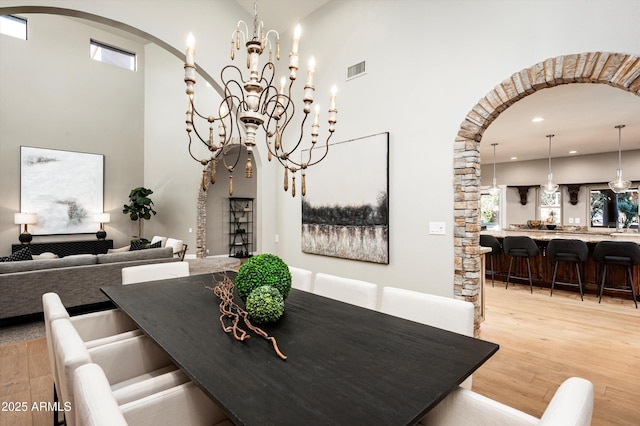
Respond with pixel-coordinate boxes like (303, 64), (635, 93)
(20, 146), (104, 235)
(301, 132), (389, 264)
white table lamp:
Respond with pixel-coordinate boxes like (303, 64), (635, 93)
(95, 213), (110, 240)
(14, 212), (37, 244)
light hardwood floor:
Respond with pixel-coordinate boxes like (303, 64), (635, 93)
(474, 281), (640, 426)
(0, 283), (638, 425)
(0, 337), (52, 426)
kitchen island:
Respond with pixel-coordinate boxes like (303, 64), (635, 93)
(481, 228), (640, 299)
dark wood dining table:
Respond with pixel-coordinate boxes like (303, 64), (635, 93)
(101, 272), (498, 426)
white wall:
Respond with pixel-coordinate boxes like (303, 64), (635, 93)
(272, 0), (640, 297)
(0, 13), (146, 254)
(2, 0), (640, 299)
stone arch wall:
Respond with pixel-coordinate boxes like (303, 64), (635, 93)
(454, 52), (640, 335)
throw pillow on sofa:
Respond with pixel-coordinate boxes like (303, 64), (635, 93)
(32, 252), (59, 260)
(130, 240), (162, 251)
(150, 235), (167, 248)
(108, 246), (130, 254)
(0, 246), (32, 262)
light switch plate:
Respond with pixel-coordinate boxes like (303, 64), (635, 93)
(429, 222), (446, 235)
(575, 218), (580, 224)
(568, 218), (574, 224)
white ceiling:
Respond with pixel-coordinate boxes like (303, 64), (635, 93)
(234, 0), (331, 33)
(73, 2), (640, 166)
(480, 84), (640, 164)
(232, 1), (640, 166)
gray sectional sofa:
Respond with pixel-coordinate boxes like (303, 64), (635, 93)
(0, 247), (179, 321)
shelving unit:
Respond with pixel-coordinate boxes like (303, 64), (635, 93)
(229, 197), (254, 258)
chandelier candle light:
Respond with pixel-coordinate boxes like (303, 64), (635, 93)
(184, 1), (338, 196)
(608, 124), (631, 193)
(541, 134), (559, 195)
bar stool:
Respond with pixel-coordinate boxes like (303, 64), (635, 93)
(503, 236), (540, 293)
(480, 235), (502, 287)
(593, 241), (639, 308)
(547, 239), (589, 300)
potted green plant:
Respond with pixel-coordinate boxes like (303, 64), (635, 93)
(122, 187), (157, 244)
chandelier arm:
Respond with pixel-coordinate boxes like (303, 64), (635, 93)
(262, 30), (279, 54)
(187, 132), (212, 165)
(257, 73), (277, 117)
(261, 90), (289, 132)
(221, 64), (248, 86)
(233, 21), (249, 47)
(231, 101), (245, 143)
(190, 120), (214, 148)
(258, 61), (276, 85)
(220, 143), (243, 172)
(190, 101), (214, 121)
(275, 108), (309, 166)
(263, 77), (295, 134)
(216, 94), (242, 147)
(222, 79), (247, 105)
(303, 131), (335, 168)
(221, 94), (243, 118)
(261, 110), (291, 162)
(274, 89), (296, 136)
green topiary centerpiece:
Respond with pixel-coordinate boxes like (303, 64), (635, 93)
(245, 285), (285, 323)
(236, 253), (292, 302)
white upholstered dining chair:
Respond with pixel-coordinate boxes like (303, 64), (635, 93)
(74, 363), (232, 426)
(313, 273), (377, 309)
(288, 266), (313, 292)
(420, 377), (594, 426)
(43, 292), (142, 425)
(380, 286), (474, 388)
(380, 286), (474, 336)
(52, 318), (188, 426)
(121, 261), (190, 284)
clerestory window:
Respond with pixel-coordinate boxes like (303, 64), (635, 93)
(0, 15), (27, 40)
(90, 39), (136, 71)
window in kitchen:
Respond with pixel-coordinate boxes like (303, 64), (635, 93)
(589, 187), (638, 229)
(539, 189), (561, 225)
(481, 189), (503, 231)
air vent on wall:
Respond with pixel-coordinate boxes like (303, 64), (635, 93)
(346, 61), (366, 80)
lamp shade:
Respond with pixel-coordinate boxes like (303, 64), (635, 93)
(14, 212), (37, 225)
(94, 213), (111, 223)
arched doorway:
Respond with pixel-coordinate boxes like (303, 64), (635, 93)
(453, 51), (640, 335)
(198, 145), (258, 258)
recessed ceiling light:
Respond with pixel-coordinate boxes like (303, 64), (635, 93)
(569, 150), (577, 154)
(532, 117), (544, 123)
(510, 156), (518, 160)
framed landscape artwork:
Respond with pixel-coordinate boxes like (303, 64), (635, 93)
(301, 132), (389, 264)
(20, 146), (104, 235)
